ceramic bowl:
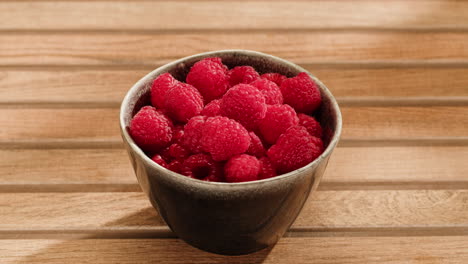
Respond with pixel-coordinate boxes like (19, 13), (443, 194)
(119, 50), (342, 255)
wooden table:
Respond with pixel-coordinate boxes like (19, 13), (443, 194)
(1, 1), (468, 263)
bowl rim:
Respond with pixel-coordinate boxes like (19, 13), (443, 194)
(120, 49), (342, 187)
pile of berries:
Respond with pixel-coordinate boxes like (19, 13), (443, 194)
(129, 57), (324, 183)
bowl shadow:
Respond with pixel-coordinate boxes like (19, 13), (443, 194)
(19, 208), (274, 263)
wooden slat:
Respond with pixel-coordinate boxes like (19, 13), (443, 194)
(340, 106), (468, 140)
(2, 237), (468, 264)
(0, 108), (119, 142)
(313, 68), (468, 98)
(1, 191), (467, 230)
(1, 107), (466, 143)
(0, 70), (143, 104)
(325, 146), (468, 184)
(1, 146), (466, 186)
(298, 190), (468, 228)
(1, 32), (468, 66)
(1, 1), (468, 30)
(2, 68), (468, 104)
(0, 149), (135, 185)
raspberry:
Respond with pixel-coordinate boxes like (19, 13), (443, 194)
(150, 73), (178, 109)
(261, 73), (287, 87)
(164, 82), (204, 123)
(181, 116), (207, 153)
(228, 66), (260, 86)
(247, 132), (265, 158)
(159, 146), (172, 162)
(250, 79), (283, 105)
(129, 106), (173, 153)
(181, 154), (223, 182)
(298, 113), (323, 138)
(220, 84), (267, 130)
(280, 72), (322, 114)
(163, 143), (190, 161)
(258, 157), (276, 180)
(167, 160), (183, 174)
(200, 99), (221, 117)
(172, 125), (185, 144)
(267, 126), (324, 174)
(224, 154), (260, 183)
(186, 57), (229, 102)
(258, 104), (299, 145)
(201, 116), (251, 161)
(151, 154), (168, 168)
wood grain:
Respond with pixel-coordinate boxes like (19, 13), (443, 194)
(1, 146), (466, 187)
(313, 68), (468, 98)
(0, 108), (119, 142)
(0, 70), (143, 104)
(1, 107), (466, 143)
(1, 1), (468, 30)
(1, 0), (467, 262)
(340, 106), (468, 140)
(2, 237), (468, 264)
(1, 32), (468, 66)
(1, 191), (467, 230)
(2, 68), (468, 104)
(0, 149), (135, 185)
(325, 146), (468, 184)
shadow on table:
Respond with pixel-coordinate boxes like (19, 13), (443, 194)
(19, 207), (274, 263)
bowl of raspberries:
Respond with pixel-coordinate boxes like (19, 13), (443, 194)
(120, 50), (342, 255)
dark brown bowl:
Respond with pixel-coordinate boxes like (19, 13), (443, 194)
(119, 50), (342, 255)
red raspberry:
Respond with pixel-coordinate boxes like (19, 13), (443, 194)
(172, 125), (185, 144)
(250, 79), (283, 105)
(159, 146), (172, 162)
(298, 113), (323, 138)
(163, 143), (190, 161)
(258, 157), (276, 180)
(224, 154), (260, 183)
(267, 126), (324, 174)
(186, 57), (229, 102)
(228, 66), (260, 86)
(258, 104), (299, 145)
(164, 82), (204, 123)
(167, 160), (183, 174)
(280, 72), (321, 114)
(220, 84), (267, 130)
(181, 116), (207, 153)
(261, 73), (287, 87)
(247, 132), (265, 158)
(151, 154), (168, 168)
(129, 106), (173, 153)
(150, 73), (178, 109)
(200, 99), (221, 117)
(201, 116), (251, 161)
(181, 154), (223, 182)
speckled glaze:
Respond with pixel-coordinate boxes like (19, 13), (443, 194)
(120, 50), (342, 255)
